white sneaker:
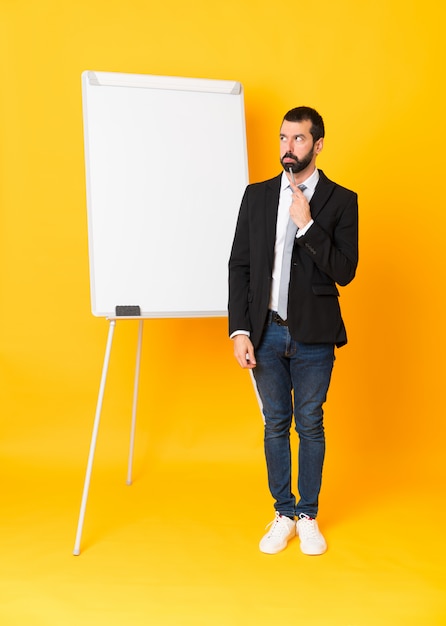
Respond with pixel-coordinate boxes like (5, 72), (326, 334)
(259, 512), (296, 554)
(296, 514), (327, 555)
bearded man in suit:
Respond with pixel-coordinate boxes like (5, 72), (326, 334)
(228, 106), (358, 555)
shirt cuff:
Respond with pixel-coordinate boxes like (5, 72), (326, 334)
(296, 219), (314, 238)
(230, 330), (251, 339)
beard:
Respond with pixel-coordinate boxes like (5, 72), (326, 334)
(280, 146), (314, 174)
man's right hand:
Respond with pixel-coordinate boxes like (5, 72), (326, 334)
(232, 334), (257, 369)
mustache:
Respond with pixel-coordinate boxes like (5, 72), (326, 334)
(281, 152), (298, 163)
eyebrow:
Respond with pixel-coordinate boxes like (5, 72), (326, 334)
(280, 133), (306, 139)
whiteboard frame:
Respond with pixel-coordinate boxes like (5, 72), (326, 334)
(82, 70), (249, 318)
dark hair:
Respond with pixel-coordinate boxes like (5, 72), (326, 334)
(283, 106), (325, 142)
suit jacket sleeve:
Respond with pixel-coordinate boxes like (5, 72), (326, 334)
(296, 188), (358, 287)
(228, 186), (253, 335)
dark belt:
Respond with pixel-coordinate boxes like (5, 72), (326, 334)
(268, 310), (288, 326)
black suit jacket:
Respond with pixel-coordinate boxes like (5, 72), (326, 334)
(228, 170), (358, 348)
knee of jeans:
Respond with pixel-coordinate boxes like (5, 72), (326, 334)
(264, 417), (292, 439)
(294, 415), (325, 441)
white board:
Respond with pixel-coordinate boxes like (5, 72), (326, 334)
(82, 70), (248, 317)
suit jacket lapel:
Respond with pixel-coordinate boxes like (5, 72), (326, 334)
(310, 170), (335, 219)
(265, 175), (282, 269)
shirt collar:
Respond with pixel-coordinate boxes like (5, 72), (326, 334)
(280, 167), (320, 193)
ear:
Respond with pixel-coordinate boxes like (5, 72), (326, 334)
(315, 138), (324, 154)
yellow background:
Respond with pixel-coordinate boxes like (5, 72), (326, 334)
(1, 1), (446, 624)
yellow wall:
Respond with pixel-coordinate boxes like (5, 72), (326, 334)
(1, 0), (445, 497)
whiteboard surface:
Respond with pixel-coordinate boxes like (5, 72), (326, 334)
(82, 71), (248, 317)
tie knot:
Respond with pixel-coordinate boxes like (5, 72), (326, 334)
(288, 183), (306, 192)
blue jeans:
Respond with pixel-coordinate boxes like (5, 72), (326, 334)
(252, 313), (335, 519)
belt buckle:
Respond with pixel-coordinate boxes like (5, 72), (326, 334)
(273, 312), (287, 326)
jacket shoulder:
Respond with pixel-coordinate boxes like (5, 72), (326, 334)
(246, 173), (282, 191)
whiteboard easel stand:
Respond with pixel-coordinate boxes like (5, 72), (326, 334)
(73, 317), (144, 556)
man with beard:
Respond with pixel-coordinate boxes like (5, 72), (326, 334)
(228, 106), (358, 555)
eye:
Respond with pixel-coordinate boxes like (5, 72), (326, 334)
(295, 135), (304, 142)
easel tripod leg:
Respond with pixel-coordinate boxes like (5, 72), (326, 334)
(73, 319), (116, 556)
(127, 319), (144, 486)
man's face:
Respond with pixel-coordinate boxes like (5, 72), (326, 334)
(279, 119), (322, 174)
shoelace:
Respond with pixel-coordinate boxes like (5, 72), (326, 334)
(265, 513), (290, 538)
(298, 514), (319, 539)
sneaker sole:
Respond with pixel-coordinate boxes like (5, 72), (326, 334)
(299, 543), (327, 556)
(259, 530), (296, 554)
